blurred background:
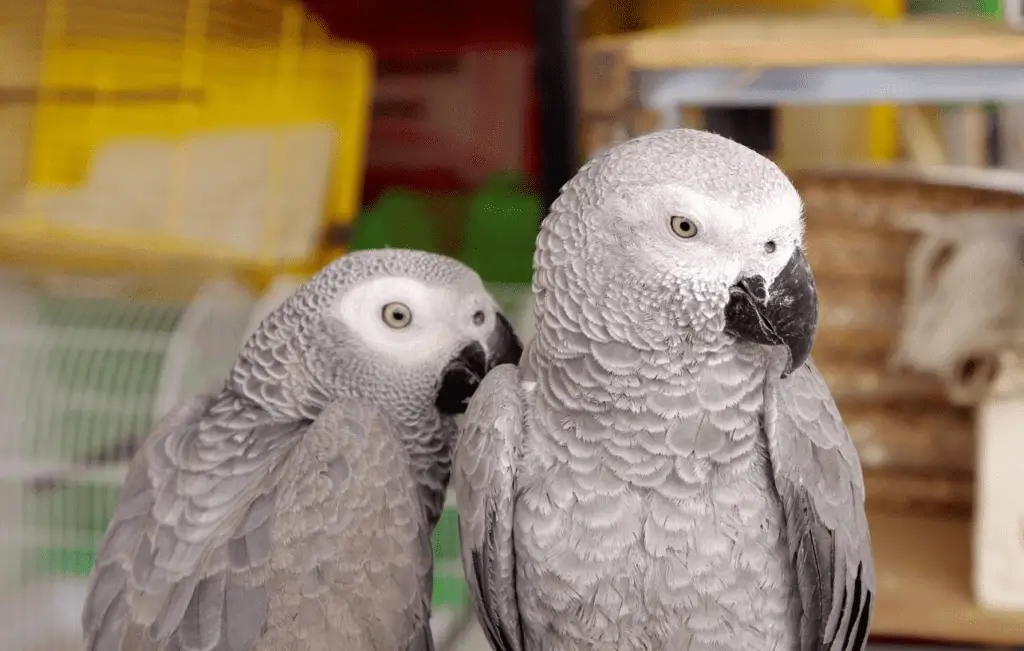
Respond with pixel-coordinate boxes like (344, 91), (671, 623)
(1, 0), (1024, 649)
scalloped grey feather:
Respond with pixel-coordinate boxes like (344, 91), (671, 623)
(81, 248), (521, 651)
(454, 128), (874, 651)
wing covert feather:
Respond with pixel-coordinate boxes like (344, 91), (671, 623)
(453, 365), (525, 651)
(265, 399), (436, 651)
(82, 391), (307, 651)
(763, 359), (875, 651)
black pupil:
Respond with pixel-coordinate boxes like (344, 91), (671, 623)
(391, 309), (405, 321)
(473, 310), (486, 325)
(678, 219), (691, 232)
(765, 241), (776, 253)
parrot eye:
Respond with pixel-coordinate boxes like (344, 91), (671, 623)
(764, 240), (777, 254)
(382, 302), (413, 329)
(670, 216), (698, 239)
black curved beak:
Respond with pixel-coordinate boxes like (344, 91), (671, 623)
(435, 312), (524, 415)
(724, 248), (819, 378)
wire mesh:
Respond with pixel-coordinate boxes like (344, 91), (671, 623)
(0, 272), (536, 650)
(0, 272), (256, 651)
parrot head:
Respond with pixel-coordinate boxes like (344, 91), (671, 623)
(232, 248), (523, 423)
(543, 128), (817, 376)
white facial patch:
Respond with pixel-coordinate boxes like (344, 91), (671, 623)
(331, 276), (472, 365)
(738, 191), (805, 284)
(619, 185), (748, 284)
(655, 185), (745, 235)
(616, 181), (806, 287)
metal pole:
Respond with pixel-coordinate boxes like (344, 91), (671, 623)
(532, 0), (579, 221)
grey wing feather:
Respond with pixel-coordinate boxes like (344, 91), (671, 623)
(262, 397), (436, 651)
(82, 392), (306, 651)
(405, 528), (435, 651)
(452, 365), (525, 651)
(406, 533), (435, 651)
(764, 358), (875, 651)
(406, 623), (435, 651)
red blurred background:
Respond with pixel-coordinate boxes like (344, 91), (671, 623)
(304, 0), (540, 205)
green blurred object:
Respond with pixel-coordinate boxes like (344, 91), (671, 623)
(907, 0), (1000, 17)
(23, 295), (181, 578)
(349, 190), (444, 253)
(979, 0), (1001, 17)
(431, 504), (468, 607)
(459, 172), (540, 284)
(6, 281), (257, 583)
(32, 546), (96, 577)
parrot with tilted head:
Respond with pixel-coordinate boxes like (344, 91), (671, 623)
(81, 248), (523, 651)
(454, 128), (874, 651)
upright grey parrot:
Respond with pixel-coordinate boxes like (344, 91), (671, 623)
(453, 129), (874, 651)
(81, 249), (523, 651)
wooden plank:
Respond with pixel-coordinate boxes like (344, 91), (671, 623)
(793, 163), (1024, 198)
(631, 108), (662, 138)
(577, 41), (631, 116)
(580, 117), (628, 156)
(901, 105), (949, 166)
(865, 471), (973, 517)
(0, 24), (40, 210)
(842, 402), (975, 474)
(680, 107), (704, 130)
(775, 106), (877, 169)
(999, 103), (1024, 170)
(812, 282), (903, 363)
(587, 15), (1024, 70)
(870, 509), (1024, 646)
(943, 104), (990, 167)
(804, 227), (917, 285)
(0, 86), (205, 104)
(817, 362), (948, 404)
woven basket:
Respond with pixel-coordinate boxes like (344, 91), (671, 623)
(792, 165), (1024, 516)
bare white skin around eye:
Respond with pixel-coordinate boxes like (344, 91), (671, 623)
(613, 184), (805, 287)
(331, 276), (490, 365)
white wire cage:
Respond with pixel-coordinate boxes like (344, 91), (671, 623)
(0, 269), (536, 651)
(0, 272), (257, 651)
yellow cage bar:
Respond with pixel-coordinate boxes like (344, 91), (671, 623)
(0, 0), (373, 277)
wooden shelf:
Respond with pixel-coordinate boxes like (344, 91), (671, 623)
(587, 15), (1024, 70)
(578, 16), (1024, 143)
(869, 508), (1024, 646)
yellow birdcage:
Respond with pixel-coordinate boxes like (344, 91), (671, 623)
(0, 0), (373, 280)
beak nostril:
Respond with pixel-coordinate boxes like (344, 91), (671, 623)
(472, 310), (486, 326)
(738, 276), (769, 303)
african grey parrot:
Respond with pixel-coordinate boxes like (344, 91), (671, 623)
(453, 129), (874, 651)
(81, 248), (523, 651)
